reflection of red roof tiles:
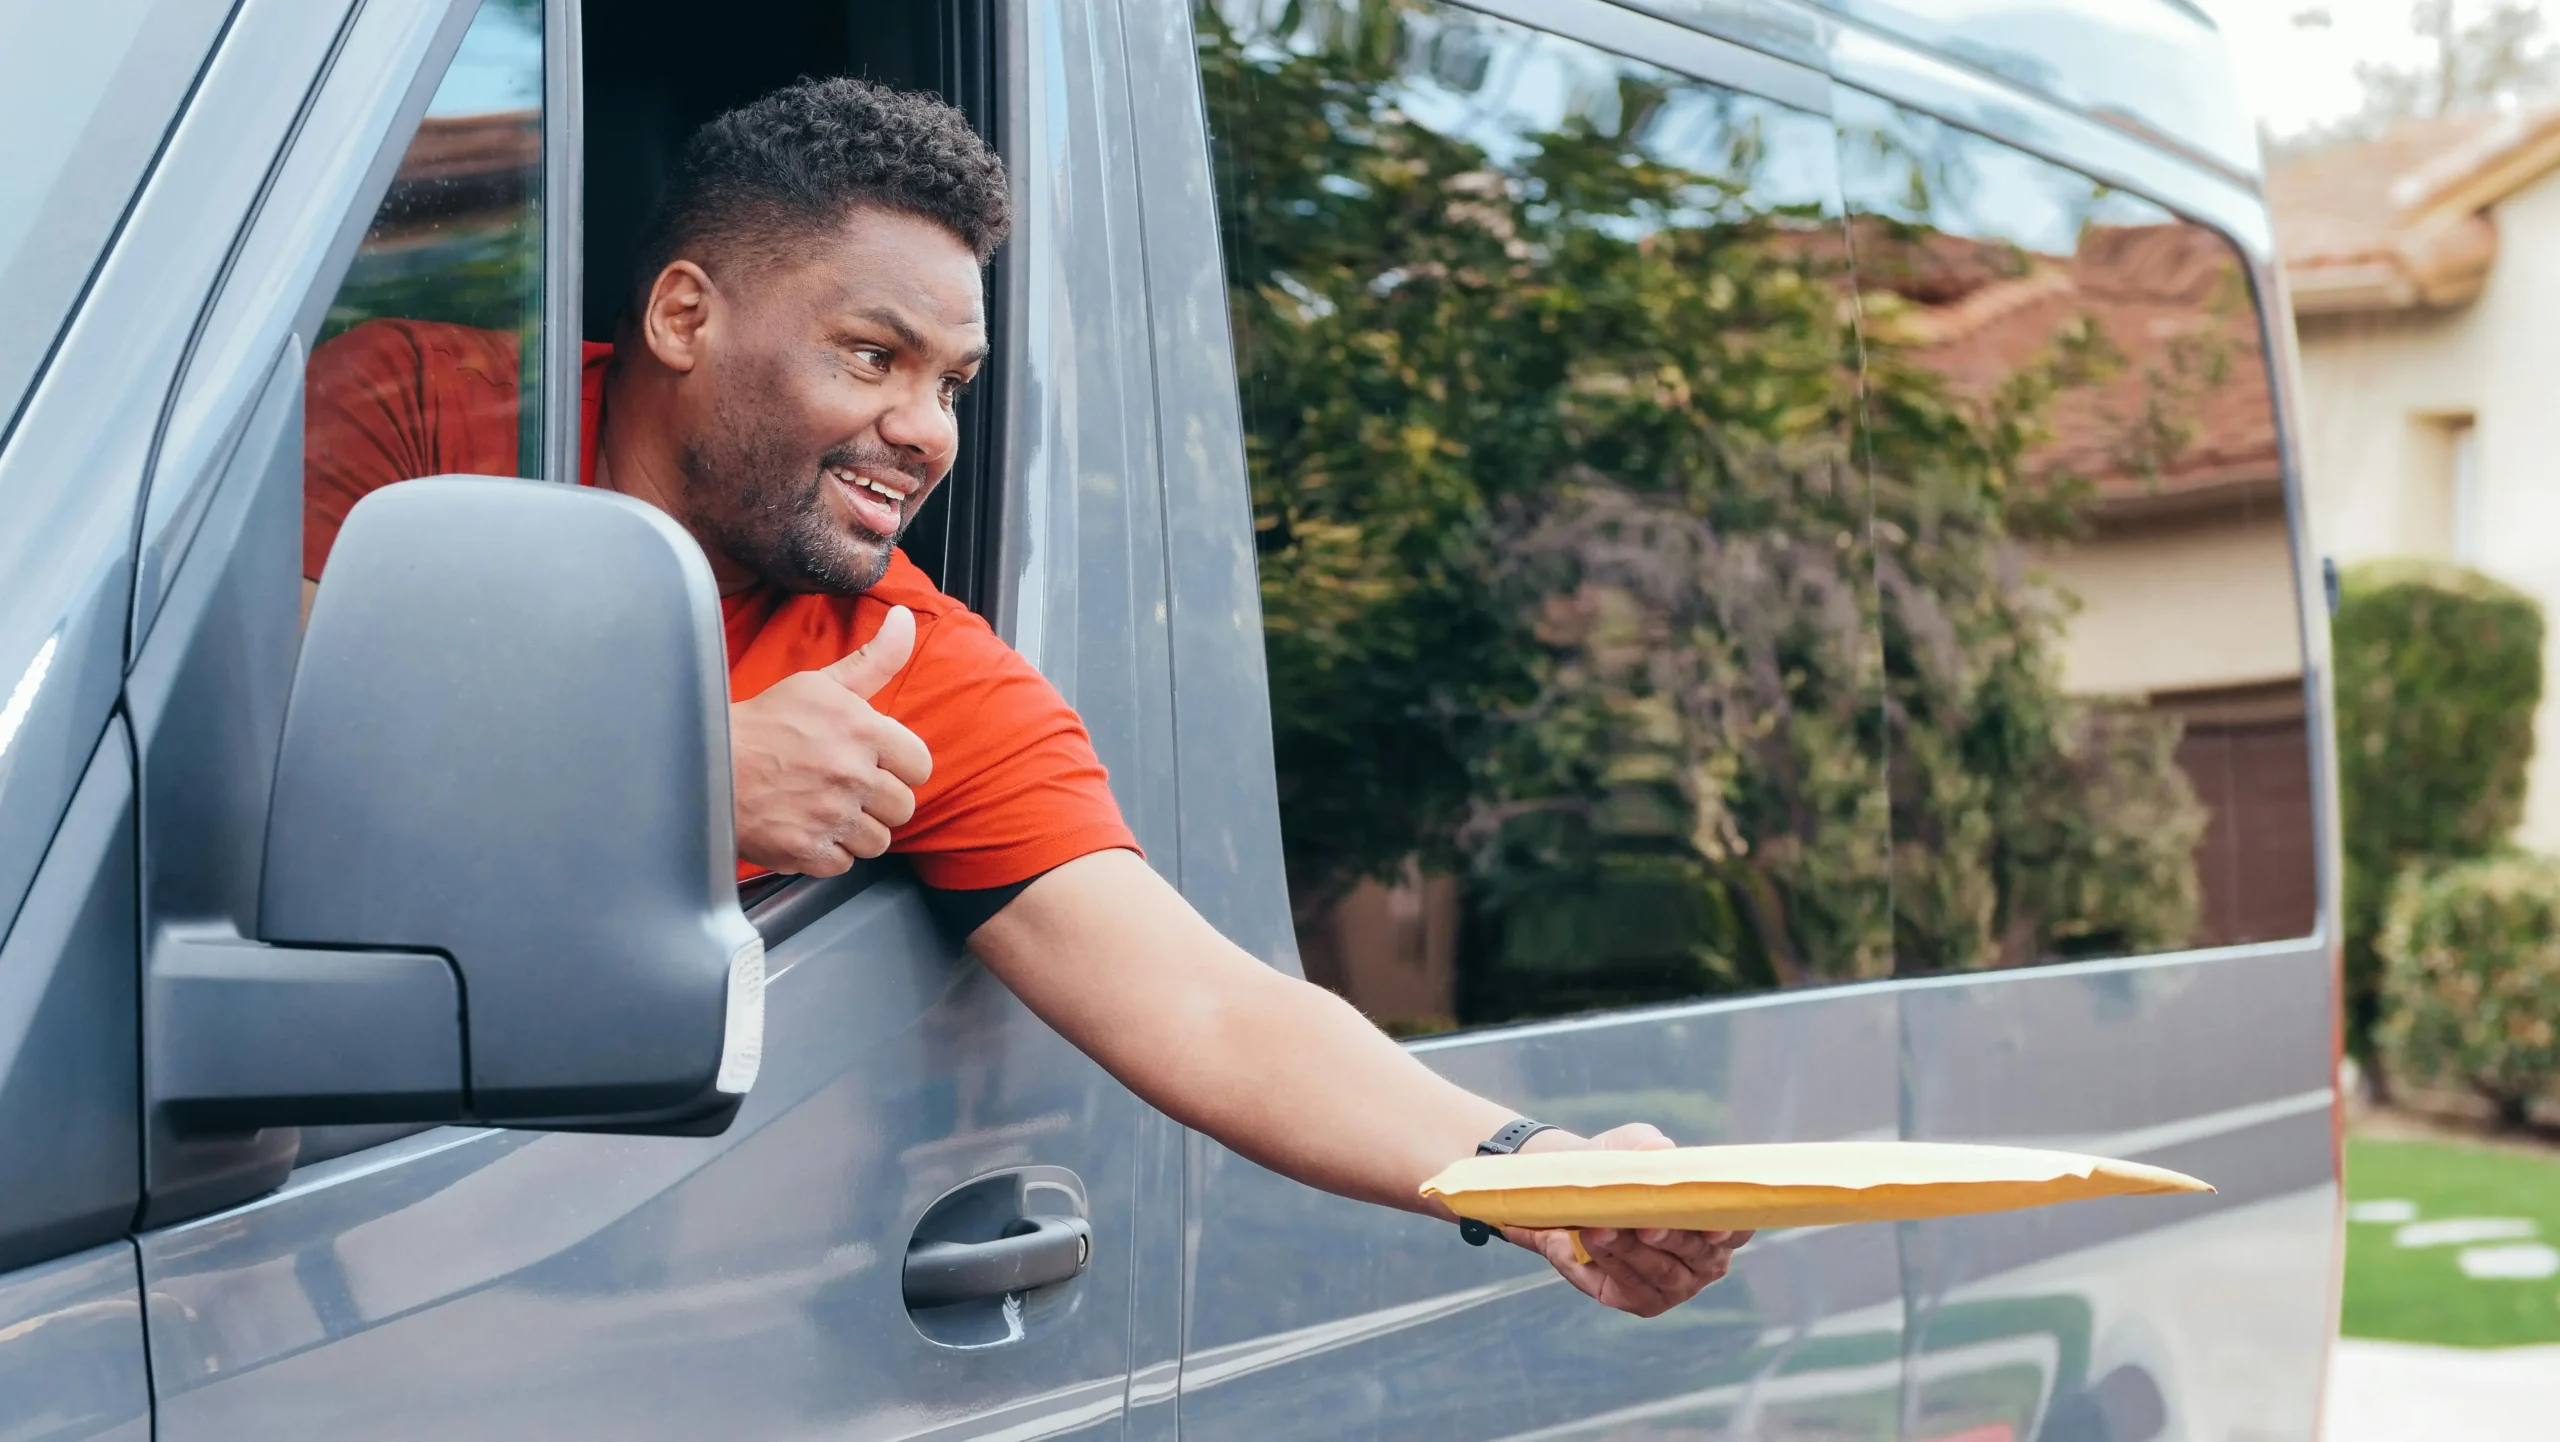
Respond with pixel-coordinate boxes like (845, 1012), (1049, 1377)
(371, 112), (539, 237)
(1881, 223), (2280, 512)
(396, 111), (540, 185)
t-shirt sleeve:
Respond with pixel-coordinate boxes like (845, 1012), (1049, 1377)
(303, 319), (522, 580)
(877, 609), (1141, 891)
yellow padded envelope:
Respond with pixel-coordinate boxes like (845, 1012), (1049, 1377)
(1420, 1142), (2212, 1235)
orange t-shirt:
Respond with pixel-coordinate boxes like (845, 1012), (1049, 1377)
(303, 318), (1139, 892)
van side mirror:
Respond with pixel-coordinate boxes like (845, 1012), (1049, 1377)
(149, 478), (763, 1136)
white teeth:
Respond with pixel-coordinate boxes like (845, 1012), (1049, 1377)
(831, 467), (903, 506)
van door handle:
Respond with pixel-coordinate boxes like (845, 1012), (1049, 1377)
(903, 1215), (1093, 1308)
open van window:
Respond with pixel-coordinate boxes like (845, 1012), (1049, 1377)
(303, 0), (551, 591)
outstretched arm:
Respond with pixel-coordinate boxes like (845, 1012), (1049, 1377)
(969, 847), (1750, 1318)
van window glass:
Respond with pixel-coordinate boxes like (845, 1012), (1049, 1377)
(304, 0), (548, 585)
(1834, 90), (2316, 969)
(1199, 0), (1887, 1034)
(0, 1), (232, 442)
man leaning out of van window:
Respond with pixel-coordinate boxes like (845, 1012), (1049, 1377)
(301, 78), (1747, 1319)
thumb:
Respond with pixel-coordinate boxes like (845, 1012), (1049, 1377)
(1595, 1123), (1676, 1152)
(824, 605), (916, 700)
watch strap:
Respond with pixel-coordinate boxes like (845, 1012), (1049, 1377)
(1457, 1119), (1557, 1246)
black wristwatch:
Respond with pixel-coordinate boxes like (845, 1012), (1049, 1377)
(1457, 1118), (1558, 1246)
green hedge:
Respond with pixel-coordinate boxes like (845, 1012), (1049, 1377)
(2335, 560), (2543, 1056)
(2379, 854), (2560, 1124)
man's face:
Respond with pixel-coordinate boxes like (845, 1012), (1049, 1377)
(675, 207), (987, 594)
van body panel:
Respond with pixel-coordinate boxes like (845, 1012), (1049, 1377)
(0, 720), (140, 1273)
(1172, 0), (2342, 1437)
(0, 0), (344, 955)
(1117, 0), (1301, 974)
(0, 1244), (151, 1442)
(141, 881), (1143, 1441)
(1181, 991), (1906, 1440)
(995, 0), (1183, 858)
(1897, 944), (2338, 1441)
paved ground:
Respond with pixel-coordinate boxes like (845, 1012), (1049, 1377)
(2325, 1338), (2560, 1440)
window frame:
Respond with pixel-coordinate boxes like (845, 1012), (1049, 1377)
(539, 0), (584, 486)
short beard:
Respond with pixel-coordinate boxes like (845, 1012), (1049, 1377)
(679, 389), (912, 596)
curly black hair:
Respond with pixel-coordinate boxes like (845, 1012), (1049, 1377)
(628, 76), (1009, 317)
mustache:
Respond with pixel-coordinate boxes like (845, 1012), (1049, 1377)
(816, 442), (932, 487)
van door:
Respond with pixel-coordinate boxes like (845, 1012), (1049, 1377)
(129, 2), (1163, 1438)
(1174, 0), (1908, 1435)
(1832, 88), (2336, 1442)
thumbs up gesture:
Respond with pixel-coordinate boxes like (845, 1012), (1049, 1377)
(730, 605), (935, 876)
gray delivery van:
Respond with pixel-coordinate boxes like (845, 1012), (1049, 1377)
(0, 0), (2341, 1437)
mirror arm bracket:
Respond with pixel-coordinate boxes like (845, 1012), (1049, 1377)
(148, 924), (466, 1132)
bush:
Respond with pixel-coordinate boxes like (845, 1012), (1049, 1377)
(2379, 854), (2560, 1125)
(2335, 560), (2544, 1055)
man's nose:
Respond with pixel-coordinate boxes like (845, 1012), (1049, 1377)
(875, 381), (955, 469)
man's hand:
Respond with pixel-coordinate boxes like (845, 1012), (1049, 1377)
(729, 604), (932, 876)
(1507, 1124), (1751, 1318)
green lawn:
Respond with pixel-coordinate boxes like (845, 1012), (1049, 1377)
(2344, 1135), (2560, 1347)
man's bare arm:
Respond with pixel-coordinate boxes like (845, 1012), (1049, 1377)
(969, 848), (1749, 1317)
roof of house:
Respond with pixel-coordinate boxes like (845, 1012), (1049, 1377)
(1871, 221), (2281, 520)
(2269, 106), (2560, 314)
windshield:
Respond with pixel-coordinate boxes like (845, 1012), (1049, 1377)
(0, 1), (235, 444)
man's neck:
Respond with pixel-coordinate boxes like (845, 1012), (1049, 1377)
(595, 365), (764, 597)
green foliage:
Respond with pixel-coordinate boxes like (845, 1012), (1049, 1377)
(1203, 0), (2205, 1017)
(2336, 559), (2544, 1053)
(2379, 853), (2560, 1124)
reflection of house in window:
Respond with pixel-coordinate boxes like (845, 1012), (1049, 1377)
(323, 110), (543, 344)
(1885, 220), (2316, 950)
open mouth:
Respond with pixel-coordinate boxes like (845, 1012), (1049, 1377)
(828, 464), (912, 538)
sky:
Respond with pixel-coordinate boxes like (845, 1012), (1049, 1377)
(2200, 0), (2559, 140)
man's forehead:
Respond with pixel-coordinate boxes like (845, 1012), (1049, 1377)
(805, 210), (986, 331)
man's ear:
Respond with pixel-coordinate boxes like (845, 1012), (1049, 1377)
(640, 259), (718, 374)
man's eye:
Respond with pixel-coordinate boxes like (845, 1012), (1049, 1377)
(853, 347), (893, 370)
(941, 376), (974, 404)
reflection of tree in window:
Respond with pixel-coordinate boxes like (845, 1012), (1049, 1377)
(1204, 2), (2302, 1032)
(1205, 0), (1881, 1027)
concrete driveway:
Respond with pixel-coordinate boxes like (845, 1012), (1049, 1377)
(2325, 1338), (2560, 1440)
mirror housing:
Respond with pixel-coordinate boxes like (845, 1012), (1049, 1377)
(157, 477), (762, 1135)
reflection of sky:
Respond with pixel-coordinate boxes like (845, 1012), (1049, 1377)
(1221, 0), (1837, 215)
(1815, 0), (2254, 172)
(1837, 91), (2168, 257)
(428, 0), (542, 117)
(1393, 11), (1839, 214)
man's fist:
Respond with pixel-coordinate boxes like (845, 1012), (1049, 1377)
(1510, 1123), (1752, 1318)
(730, 605), (933, 876)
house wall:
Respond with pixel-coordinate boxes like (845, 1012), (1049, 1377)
(2293, 163), (2560, 849)
(2036, 506), (2305, 700)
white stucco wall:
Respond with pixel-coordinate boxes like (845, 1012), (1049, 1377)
(2038, 511), (2305, 700)
(2293, 162), (2560, 849)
